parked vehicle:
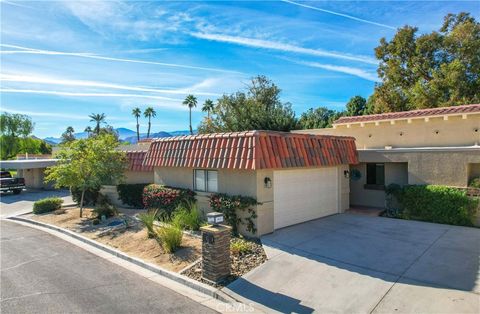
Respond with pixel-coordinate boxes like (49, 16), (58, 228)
(0, 171), (25, 194)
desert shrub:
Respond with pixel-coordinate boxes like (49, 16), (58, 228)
(397, 185), (478, 226)
(171, 202), (204, 231)
(385, 183), (403, 217)
(71, 186), (100, 206)
(156, 224), (183, 253)
(117, 183), (148, 208)
(230, 238), (254, 256)
(143, 184), (196, 218)
(33, 197), (64, 214)
(469, 178), (480, 189)
(138, 210), (157, 238)
(209, 193), (259, 235)
(92, 194), (117, 218)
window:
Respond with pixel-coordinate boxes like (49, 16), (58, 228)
(366, 163), (385, 189)
(194, 170), (218, 192)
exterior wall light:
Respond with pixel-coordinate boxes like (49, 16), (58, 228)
(206, 212), (224, 226)
(399, 132), (404, 136)
(344, 170), (350, 178)
(434, 130), (439, 134)
(264, 177), (272, 188)
(474, 128), (478, 132)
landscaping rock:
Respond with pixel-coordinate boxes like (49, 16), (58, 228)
(182, 238), (267, 287)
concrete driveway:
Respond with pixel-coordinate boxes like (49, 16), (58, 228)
(0, 189), (72, 218)
(225, 214), (480, 313)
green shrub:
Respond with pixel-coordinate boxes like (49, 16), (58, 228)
(156, 224), (183, 253)
(230, 238), (254, 256)
(71, 187), (100, 206)
(469, 178), (480, 189)
(33, 197), (64, 214)
(117, 183), (148, 208)
(138, 210), (157, 238)
(92, 194), (117, 218)
(398, 185), (478, 226)
(142, 184), (196, 218)
(171, 202), (204, 231)
(209, 193), (259, 235)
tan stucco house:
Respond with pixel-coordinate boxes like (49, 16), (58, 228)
(296, 104), (480, 209)
(138, 131), (358, 236)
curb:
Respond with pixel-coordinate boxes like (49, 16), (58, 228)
(7, 216), (235, 304)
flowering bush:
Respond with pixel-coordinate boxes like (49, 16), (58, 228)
(143, 184), (196, 217)
(209, 193), (258, 235)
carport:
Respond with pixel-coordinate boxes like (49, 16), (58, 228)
(0, 158), (58, 189)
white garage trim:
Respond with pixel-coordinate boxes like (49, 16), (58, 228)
(273, 167), (339, 230)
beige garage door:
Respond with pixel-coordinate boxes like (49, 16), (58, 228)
(274, 167), (339, 230)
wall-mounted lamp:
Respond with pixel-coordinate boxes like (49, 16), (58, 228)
(399, 132), (404, 136)
(474, 128), (478, 133)
(368, 134), (372, 138)
(264, 177), (272, 188)
(343, 170), (350, 178)
(434, 130), (440, 134)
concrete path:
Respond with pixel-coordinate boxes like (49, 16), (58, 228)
(225, 214), (480, 313)
(0, 221), (217, 314)
(0, 189), (73, 218)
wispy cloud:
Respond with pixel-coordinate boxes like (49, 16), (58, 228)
(0, 106), (99, 120)
(0, 44), (242, 74)
(0, 89), (186, 105)
(1, 73), (222, 97)
(190, 32), (377, 65)
(281, 0), (396, 30)
(293, 60), (379, 82)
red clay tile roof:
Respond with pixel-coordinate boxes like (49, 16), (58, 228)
(126, 151), (153, 172)
(143, 131), (358, 170)
(334, 104), (480, 124)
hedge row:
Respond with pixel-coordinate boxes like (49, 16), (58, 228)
(388, 184), (478, 227)
(117, 183), (148, 208)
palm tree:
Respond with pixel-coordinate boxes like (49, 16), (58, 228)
(143, 107), (156, 138)
(61, 126), (75, 143)
(183, 94), (197, 135)
(202, 99), (214, 119)
(132, 107), (142, 141)
(88, 113), (106, 135)
(84, 126), (92, 138)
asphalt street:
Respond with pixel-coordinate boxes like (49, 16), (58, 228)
(0, 220), (217, 314)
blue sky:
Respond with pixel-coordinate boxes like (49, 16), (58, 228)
(1, 0), (478, 138)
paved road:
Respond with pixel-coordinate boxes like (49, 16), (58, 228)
(0, 221), (217, 314)
(0, 189), (73, 218)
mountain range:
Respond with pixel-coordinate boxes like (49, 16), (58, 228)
(43, 128), (192, 145)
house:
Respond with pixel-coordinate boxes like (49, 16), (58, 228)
(141, 131), (358, 236)
(0, 154), (58, 189)
(295, 104), (480, 209)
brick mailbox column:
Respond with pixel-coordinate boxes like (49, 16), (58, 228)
(200, 224), (232, 283)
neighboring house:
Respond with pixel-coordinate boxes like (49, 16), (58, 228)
(295, 104), (480, 209)
(140, 131), (358, 236)
(0, 154), (58, 189)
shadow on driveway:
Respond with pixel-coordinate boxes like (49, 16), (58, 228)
(1, 189), (71, 204)
(224, 214), (480, 313)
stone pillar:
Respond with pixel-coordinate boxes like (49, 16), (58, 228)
(200, 224), (232, 283)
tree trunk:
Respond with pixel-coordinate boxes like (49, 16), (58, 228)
(136, 117), (139, 141)
(147, 117), (151, 138)
(79, 188), (85, 218)
(189, 108), (193, 135)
